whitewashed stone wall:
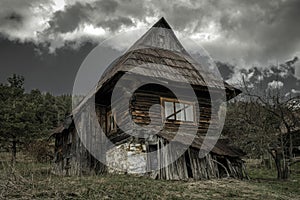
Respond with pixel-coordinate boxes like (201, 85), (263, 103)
(106, 142), (147, 174)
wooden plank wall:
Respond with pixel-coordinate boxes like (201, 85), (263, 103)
(53, 102), (107, 176)
(150, 139), (220, 180)
(130, 90), (218, 137)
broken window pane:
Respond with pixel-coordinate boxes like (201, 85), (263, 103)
(175, 102), (185, 121)
(164, 101), (175, 120)
(162, 99), (195, 123)
(185, 104), (194, 122)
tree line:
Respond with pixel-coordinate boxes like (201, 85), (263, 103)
(223, 77), (300, 179)
(0, 74), (71, 164)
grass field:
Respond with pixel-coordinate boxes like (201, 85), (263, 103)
(0, 153), (299, 200)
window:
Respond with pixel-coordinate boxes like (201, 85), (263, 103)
(161, 98), (195, 123)
(107, 110), (117, 133)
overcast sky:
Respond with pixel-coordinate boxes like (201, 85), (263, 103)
(0, 0), (299, 94)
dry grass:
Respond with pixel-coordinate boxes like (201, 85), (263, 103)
(0, 153), (299, 199)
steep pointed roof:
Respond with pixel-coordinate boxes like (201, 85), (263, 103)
(127, 17), (189, 55)
(97, 17), (240, 97)
(152, 17), (172, 29)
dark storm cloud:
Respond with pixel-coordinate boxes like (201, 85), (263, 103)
(47, 0), (128, 34)
(214, 0), (300, 64)
(0, 0), (52, 42)
(49, 2), (93, 33)
(98, 16), (133, 32)
(94, 0), (118, 14)
(5, 12), (23, 23)
(1, 0), (300, 64)
(148, 0), (300, 66)
(216, 61), (235, 80)
(0, 37), (96, 94)
(0, 12), (23, 30)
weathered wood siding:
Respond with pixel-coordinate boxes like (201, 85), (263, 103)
(131, 91), (209, 134)
(53, 103), (107, 176)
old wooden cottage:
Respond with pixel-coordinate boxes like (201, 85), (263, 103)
(51, 18), (247, 180)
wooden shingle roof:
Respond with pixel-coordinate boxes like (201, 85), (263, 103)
(97, 47), (238, 93)
(97, 17), (240, 97)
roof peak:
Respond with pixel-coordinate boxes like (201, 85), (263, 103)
(152, 17), (172, 29)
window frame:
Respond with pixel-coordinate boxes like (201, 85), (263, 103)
(160, 97), (196, 125)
